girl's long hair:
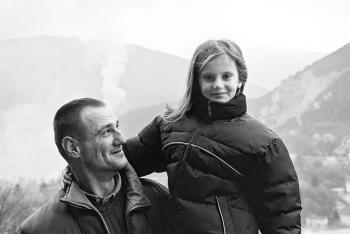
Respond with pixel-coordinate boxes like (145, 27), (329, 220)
(162, 39), (248, 123)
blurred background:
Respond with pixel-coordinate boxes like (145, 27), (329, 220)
(1, 0), (350, 233)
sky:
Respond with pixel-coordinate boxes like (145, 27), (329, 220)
(0, 0), (349, 59)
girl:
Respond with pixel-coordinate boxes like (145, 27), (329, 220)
(125, 39), (301, 234)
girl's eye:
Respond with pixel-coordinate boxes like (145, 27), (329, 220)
(202, 75), (214, 82)
(223, 73), (232, 80)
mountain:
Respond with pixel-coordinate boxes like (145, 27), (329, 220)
(119, 102), (170, 138)
(0, 36), (323, 179)
(249, 43), (350, 156)
(121, 45), (187, 110)
(244, 46), (326, 90)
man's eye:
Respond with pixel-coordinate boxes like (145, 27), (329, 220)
(101, 129), (112, 136)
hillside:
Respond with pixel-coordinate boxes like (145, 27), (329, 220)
(249, 43), (350, 156)
(119, 102), (169, 138)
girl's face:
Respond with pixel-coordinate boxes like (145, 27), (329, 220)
(198, 54), (241, 103)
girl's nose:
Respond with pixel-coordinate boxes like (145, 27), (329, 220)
(213, 77), (224, 89)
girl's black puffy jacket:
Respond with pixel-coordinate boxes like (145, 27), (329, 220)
(125, 94), (302, 234)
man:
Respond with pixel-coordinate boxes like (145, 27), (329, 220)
(17, 98), (169, 234)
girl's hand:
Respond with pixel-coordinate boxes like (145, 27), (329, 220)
(62, 165), (74, 190)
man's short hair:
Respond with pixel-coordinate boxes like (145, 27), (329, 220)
(53, 98), (105, 158)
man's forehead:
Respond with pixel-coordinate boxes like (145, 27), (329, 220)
(80, 106), (117, 129)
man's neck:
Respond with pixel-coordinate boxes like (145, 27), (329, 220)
(72, 168), (120, 197)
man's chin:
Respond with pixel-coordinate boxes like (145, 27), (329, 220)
(112, 157), (129, 170)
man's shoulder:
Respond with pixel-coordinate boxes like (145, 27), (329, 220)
(140, 178), (169, 234)
(16, 191), (76, 234)
(140, 178), (169, 201)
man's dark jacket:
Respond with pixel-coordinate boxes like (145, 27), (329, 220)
(16, 163), (169, 234)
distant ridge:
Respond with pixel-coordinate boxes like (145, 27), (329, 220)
(249, 42), (350, 156)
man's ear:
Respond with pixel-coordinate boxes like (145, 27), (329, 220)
(62, 136), (80, 159)
(238, 81), (242, 88)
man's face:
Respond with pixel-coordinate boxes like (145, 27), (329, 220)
(78, 105), (128, 173)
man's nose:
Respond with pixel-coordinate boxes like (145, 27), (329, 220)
(113, 129), (126, 145)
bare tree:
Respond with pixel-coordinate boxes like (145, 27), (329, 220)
(0, 181), (36, 233)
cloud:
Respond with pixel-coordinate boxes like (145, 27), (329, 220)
(0, 0), (126, 39)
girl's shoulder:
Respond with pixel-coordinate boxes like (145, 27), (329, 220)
(204, 114), (282, 152)
(156, 114), (200, 133)
(240, 114), (280, 139)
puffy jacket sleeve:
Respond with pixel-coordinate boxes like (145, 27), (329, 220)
(124, 116), (166, 177)
(245, 137), (302, 234)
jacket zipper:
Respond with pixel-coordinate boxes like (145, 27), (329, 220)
(208, 100), (212, 117)
(126, 211), (133, 234)
(216, 196), (227, 234)
(93, 206), (111, 234)
(125, 204), (149, 234)
(64, 201), (111, 234)
(174, 129), (199, 196)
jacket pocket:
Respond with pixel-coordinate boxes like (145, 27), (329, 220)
(168, 196), (227, 234)
(225, 195), (259, 234)
(216, 196), (235, 234)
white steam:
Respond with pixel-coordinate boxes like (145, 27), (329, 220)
(100, 43), (128, 115)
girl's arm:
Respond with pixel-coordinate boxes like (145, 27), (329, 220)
(246, 137), (302, 234)
(124, 117), (166, 177)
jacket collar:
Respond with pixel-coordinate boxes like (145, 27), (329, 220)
(60, 163), (151, 213)
(193, 93), (247, 123)
(122, 163), (151, 213)
(82, 172), (122, 205)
